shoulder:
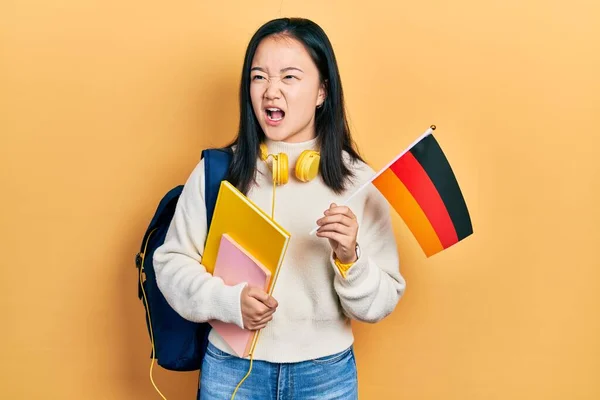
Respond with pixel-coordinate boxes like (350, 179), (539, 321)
(342, 150), (376, 189)
(184, 146), (231, 196)
(341, 151), (390, 215)
(179, 157), (206, 206)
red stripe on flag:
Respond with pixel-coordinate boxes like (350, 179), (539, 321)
(390, 152), (459, 248)
(373, 168), (444, 257)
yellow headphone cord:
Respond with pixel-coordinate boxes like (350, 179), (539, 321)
(229, 152), (279, 399)
(139, 228), (168, 400)
(140, 153), (279, 400)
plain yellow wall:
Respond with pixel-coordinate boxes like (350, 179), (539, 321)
(2, 0), (599, 398)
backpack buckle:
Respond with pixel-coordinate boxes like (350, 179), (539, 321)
(135, 253), (143, 268)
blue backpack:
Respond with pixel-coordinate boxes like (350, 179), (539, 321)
(135, 148), (232, 371)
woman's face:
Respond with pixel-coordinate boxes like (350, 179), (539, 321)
(250, 35), (326, 143)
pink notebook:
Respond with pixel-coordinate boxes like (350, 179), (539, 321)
(208, 233), (271, 358)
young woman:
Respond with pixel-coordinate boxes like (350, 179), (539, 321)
(154, 17), (406, 399)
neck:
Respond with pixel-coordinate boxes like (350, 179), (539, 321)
(263, 136), (319, 166)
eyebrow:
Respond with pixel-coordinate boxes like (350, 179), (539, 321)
(250, 67), (304, 73)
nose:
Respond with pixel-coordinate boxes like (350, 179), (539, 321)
(264, 77), (282, 100)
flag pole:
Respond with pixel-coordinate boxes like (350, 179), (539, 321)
(309, 125), (436, 235)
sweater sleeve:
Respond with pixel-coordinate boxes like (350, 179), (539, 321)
(152, 159), (247, 328)
(330, 184), (406, 323)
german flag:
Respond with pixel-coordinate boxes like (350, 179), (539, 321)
(372, 127), (473, 257)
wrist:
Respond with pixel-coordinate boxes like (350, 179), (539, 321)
(334, 243), (361, 265)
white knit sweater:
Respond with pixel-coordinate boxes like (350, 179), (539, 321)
(153, 137), (406, 363)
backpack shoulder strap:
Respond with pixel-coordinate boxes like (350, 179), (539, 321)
(201, 147), (233, 227)
(136, 184), (183, 262)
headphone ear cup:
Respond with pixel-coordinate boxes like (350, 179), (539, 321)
(277, 153), (289, 185)
(295, 150), (320, 182)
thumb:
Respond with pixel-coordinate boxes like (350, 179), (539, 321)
(263, 295), (278, 309)
(249, 288), (278, 308)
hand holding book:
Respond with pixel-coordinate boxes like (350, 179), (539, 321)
(240, 286), (278, 331)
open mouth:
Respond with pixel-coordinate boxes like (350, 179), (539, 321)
(265, 107), (285, 122)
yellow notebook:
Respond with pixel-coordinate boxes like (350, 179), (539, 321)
(202, 180), (291, 296)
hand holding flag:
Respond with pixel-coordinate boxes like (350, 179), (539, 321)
(315, 202), (359, 264)
(310, 125), (473, 257)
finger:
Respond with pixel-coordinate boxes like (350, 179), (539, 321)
(315, 230), (347, 244)
(251, 305), (276, 321)
(249, 321), (269, 331)
(243, 299), (267, 318)
(247, 313), (273, 330)
(252, 295), (279, 312)
(247, 287), (268, 301)
(317, 214), (355, 228)
(325, 205), (355, 219)
(248, 300), (276, 317)
(317, 222), (353, 236)
(255, 313), (274, 326)
(248, 288), (278, 309)
(260, 294), (278, 309)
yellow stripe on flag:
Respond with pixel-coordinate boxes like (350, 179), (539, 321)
(373, 168), (444, 257)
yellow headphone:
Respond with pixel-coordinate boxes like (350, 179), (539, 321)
(259, 143), (320, 185)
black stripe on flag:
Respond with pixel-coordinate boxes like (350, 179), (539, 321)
(410, 134), (473, 241)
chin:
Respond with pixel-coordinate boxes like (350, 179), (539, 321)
(262, 126), (291, 142)
(260, 119), (313, 143)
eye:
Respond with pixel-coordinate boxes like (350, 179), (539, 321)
(252, 75), (266, 81)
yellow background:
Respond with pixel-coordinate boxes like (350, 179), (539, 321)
(2, 0), (599, 398)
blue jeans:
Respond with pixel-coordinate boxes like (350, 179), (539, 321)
(198, 342), (358, 399)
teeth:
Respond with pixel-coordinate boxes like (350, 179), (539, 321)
(266, 107), (284, 122)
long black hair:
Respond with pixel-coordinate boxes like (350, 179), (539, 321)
(226, 17), (363, 195)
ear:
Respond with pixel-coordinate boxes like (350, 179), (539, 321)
(317, 79), (327, 108)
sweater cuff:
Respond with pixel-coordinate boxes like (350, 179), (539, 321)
(211, 281), (248, 329)
(329, 251), (371, 285)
